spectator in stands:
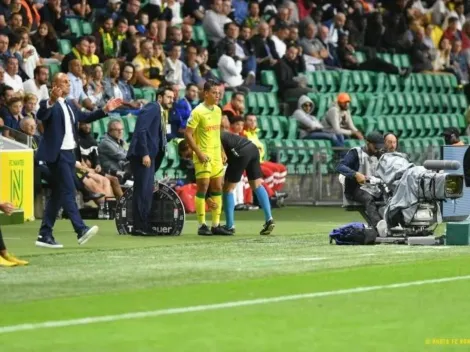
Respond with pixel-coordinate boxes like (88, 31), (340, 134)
(442, 17), (462, 42)
(23, 93), (38, 132)
(103, 59), (139, 109)
(410, 27), (434, 73)
(86, 36), (100, 66)
(0, 84), (13, 119)
(61, 36), (90, 73)
(443, 127), (465, 146)
(364, 12), (385, 50)
(451, 39), (469, 83)
(78, 122), (123, 199)
(337, 33), (411, 77)
(433, 37), (452, 71)
(197, 46), (218, 82)
(445, 1), (465, 30)
(203, 0), (232, 44)
(271, 23), (290, 58)
(174, 83), (199, 130)
(119, 62), (138, 102)
(39, 0), (68, 34)
(95, 15), (115, 61)
(142, 0), (171, 42)
(122, 0), (141, 35)
(181, 23), (197, 49)
(31, 22), (61, 61)
(18, 27), (40, 80)
(105, 0), (122, 21)
(86, 64), (106, 109)
(223, 91), (245, 117)
(327, 13), (347, 48)
(98, 119), (129, 176)
(182, 0), (205, 24)
(67, 59), (94, 110)
(286, 24), (300, 47)
(9, 12), (23, 33)
(244, 1), (261, 30)
(252, 21), (280, 74)
(3, 56), (23, 93)
(3, 96), (24, 137)
(114, 17), (132, 60)
(274, 44), (310, 101)
(164, 44), (186, 89)
(292, 95), (345, 147)
(384, 132), (398, 152)
(167, 0), (183, 26)
(183, 44), (204, 87)
(337, 131), (385, 230)
(23, 65), (49, 112)
(218, 42), (255, 90)
(300, 22), (328, 71)
(322, 93), (363, 141)
(0, 33), (9, 65)
(0, 65), (3, 84)
(165, 25), (183, 53)
(69, 0), (91, 18)
(132, 39), (163, 89)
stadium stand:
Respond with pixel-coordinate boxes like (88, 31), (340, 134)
(0, 0), (469, 207)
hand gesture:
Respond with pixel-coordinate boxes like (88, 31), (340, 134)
(197, 153), (210, 163)
(142, 155), (151, 168)
(0, 202), (15, 216)
(355, 172), (366, 185)
(104, 98), (124, 113)
(50, 86), (63, 104)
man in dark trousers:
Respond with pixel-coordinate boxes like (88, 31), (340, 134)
(35, 73), (123, 249)
(127, 87), (175, 235)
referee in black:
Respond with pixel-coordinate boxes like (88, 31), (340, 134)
(179, 131), (275, 235)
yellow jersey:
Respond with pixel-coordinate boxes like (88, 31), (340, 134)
(187, 103), (222, 156)
(244, 129), (264, 161)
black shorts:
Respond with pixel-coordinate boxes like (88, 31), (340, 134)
(225, 144), (262, 183)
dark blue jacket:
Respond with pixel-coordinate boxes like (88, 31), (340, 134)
(36, 99), (107, 163)
(127, 102), (166, 159)
(336, 148), (360, 195)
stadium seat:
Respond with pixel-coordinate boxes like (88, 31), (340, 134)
(81, 21), (93, 35)
(265, 92), (280, 115)
(284, 139), (298, 173)
(268, 140), (288, 164)
(66, 18), (82, 37)
(133, 88), (144, 100)
(257, 116), (273, 139)
(277, 115), (289, 139)
(192, 26), (208, 47)
(123, 116), (136, 142)
(270, 116), (283, 139)
(58, 39), (72, 55)
(245, 93), (259, 115)
(295, 140), (309, 174)
(260, 70), (279, 92)
(412, 74), (426, 93)
(166, 141), (180, 169)
(354, 51), (367, 63)
(48, 63), (61, 81)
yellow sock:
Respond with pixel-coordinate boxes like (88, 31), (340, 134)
(195, 193), (206, 226)
(211, 192), (222, 227)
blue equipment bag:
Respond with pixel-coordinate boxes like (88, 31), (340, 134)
(329, 222), (377, 245)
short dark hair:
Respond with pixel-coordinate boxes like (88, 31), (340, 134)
(157, 86), (173, 98)
(178, 139), (189, 155)
(186, 83), (197, 91)
(34, 65), (48, 77)
(204, 79), (219, 92)
(231, 92), (244, 100)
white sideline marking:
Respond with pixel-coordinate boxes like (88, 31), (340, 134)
(1, 275), (470, 334)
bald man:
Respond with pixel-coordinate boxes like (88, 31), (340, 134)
(35, 73), (123, 248)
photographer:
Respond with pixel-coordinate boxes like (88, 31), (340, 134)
(337, 131), (385, 229)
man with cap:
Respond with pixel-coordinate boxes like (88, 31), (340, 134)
(337, 131), (386, 229)
(322, 93), (363, 141)
(443, 127), (465, 146)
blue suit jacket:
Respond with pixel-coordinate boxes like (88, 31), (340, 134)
(127, 102), (165, 159)
(36, 99), (107, 163)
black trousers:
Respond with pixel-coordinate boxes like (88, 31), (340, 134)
(347, 188), (382, 228)
(0, 227), (5, 251)
(129, 151), (165, 232)
(358, 58), (400, 75)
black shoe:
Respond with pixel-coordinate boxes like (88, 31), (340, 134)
(35, 235), (63, 249)
(211, 225), (234, 236)
(198, 224), (212, 236)
(83, 192), (105, 202)
(260, 219), (275, 236)
(221, 225), (235, 235)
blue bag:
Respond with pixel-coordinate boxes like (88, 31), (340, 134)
(329, 222), (376, 245)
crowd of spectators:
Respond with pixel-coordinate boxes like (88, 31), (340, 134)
(0, 0), (468, 210)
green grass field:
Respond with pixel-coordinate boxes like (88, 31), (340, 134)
(2, 206), (470, 351)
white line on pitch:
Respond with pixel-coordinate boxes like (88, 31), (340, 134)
(0, 275), (469, 334)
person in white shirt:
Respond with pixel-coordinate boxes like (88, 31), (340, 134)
(271, 23), (290, 58)
(164, 44), (186, 89)
(23, 66), (50, 112)
(218, 42), (245, 88)
(327, 13), (346, 48)
(3, 56), (23, 93)
(18, 27), (41, 79)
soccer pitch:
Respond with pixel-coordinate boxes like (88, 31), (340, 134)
(2, 206), (470, 351)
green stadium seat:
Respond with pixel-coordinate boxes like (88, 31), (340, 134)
(133, 87), (144, 99)
(222, 91), (232, 106)
(58, 39), (72, 55)
(245, 93), (259, 114)
(92, 120), (102, 140)
(377, 53), (392, 64)
(283, 139), (298, 173)
(277, 115), (289, 139)
(260, 70), (278, 92)
(210, 69), (221, 80)
(257, 116), (273, 139)
(387, 74), (400, 93)
(402, 115), (418, 138)
(461, 136), (470, 144)
(66, 18), (82, 37)
(142, 88), (156, 102)
(315, 93), (335, 118)
(270, 116), (283, 139)
(192, 26), (208, 47)
(400, 54), (411, 68)
(166, 141), (180, 169)
(123, 116), (136, 141)
(269, 140), (288, 164)
(349, 93), (363, 115)
(287, 118), (298, 139)
(392, 54), (401, 68)
(256, 93), (269, 115)
(412, 74), (426, 93)
(294, 140), (309, 174)
(344, 139), (365, 149)
(265, 92), (280, 115)
(81, 21), (93, 35)
(354, 51), (367, 63)
(338, 71), (353, 92)
(424, 74), (435, 93)
(48, 63), (61, 81)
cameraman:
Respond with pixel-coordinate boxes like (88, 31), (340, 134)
(337, 131), (385, 229)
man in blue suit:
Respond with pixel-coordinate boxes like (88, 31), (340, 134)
(36, 73), (123, 248)
(127, 87), (175, 235)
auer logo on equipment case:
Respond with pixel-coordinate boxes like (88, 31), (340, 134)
(115, 182), (185, 236)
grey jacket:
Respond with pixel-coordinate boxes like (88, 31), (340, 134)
(322, 102), (358, 136)
(291, 95), (323, 138)
(98, 133), (128, 173)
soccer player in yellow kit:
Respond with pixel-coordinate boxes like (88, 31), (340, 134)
(184, 80), (232, 236)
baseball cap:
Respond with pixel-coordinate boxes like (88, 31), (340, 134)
(366, 131), (385, 149)
(337, 92), (351, 104)
(442, 127), (460, 137)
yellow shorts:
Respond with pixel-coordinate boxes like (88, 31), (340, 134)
(194, 156), (224, 179)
